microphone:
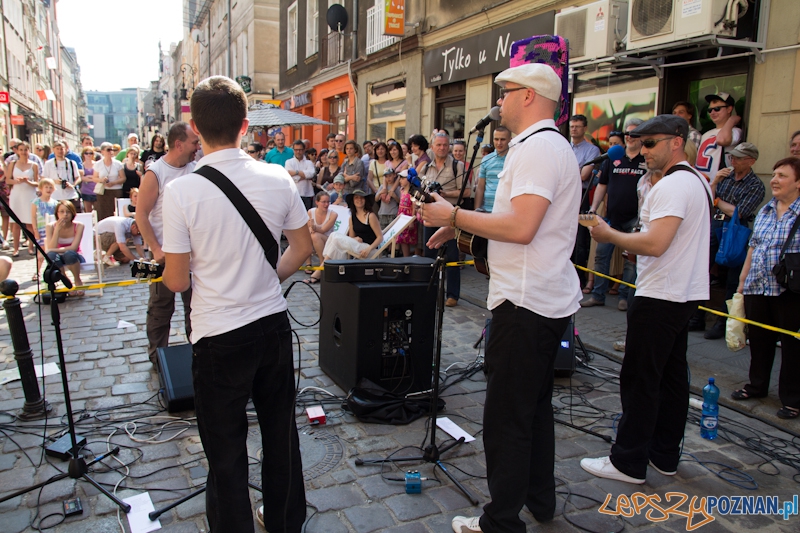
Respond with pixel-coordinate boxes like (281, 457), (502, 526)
(585, 144), (625, 166)
(469, 107), (501, 134)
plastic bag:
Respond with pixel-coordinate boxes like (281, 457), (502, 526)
(726, 293), (746, 351)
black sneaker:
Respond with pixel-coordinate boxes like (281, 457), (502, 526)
(687, 318), (705, 332)
(703, 319), (725, 340)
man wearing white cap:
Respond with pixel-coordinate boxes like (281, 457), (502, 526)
(423, 63), (581, 533)
(695, 92), (742, 180)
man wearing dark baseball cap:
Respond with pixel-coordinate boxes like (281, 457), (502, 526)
(581, 114), (712, 485)
(696, 91), (742, 179)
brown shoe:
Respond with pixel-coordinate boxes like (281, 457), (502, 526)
(445, 297), (458, 307)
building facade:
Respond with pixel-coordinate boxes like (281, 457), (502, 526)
(85, 89), (139, 146)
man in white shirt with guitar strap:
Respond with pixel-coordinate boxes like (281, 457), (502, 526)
(135, 122), (199, 365)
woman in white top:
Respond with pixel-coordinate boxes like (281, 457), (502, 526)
(6, 142), (39, 256)
(304, 191), (338, 282)
(94, 142), (126, 221)
(45, 200), (85, 296)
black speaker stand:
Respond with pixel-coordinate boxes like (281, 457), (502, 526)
(355, 244), (480, 505)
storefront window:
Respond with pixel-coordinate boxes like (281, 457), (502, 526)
(368, 83), (406, 142)
(435, 81), (466, 139)
(329, 95), (349, 135)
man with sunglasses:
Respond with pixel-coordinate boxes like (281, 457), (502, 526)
(581, 115), (711, 485)
(696, 92), (742, 180)
(424, 63), (581, 533)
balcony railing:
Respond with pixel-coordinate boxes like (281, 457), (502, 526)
(366, 4), (399, 55)
(323, 31), (344, 69)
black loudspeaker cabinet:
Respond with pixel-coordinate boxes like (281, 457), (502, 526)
(319, 280), (437, 394)
(484, 316), (575, 377)
(157, 344), (195, 413)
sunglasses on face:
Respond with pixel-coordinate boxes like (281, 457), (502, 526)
(247, 150), (257, 154)
(708, 106), (727, 113)
(499, 87), (527, 98)
(640, 137), (674, 149)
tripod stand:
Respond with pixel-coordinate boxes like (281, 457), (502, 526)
(356, 245), (480, 505)
(0, 196), (130, 512)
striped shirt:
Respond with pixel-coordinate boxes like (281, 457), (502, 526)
(714, 169), (765, 223)
(744, 196), (800, 296)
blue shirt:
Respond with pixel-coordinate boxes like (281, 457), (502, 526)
(264, 146), (293, 167)
(478, 152), (506, 213)
(572, 140), (600, 190)
(744, 196), (800, 296)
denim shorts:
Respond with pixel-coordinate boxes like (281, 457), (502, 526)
(81, 193), (98, 202)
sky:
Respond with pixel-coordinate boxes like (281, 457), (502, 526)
(57, 0), (185, 91)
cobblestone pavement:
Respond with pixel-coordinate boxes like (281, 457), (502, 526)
(0, 252), (799, 533)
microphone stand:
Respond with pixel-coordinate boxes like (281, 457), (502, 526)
(0, 194), (130, 513)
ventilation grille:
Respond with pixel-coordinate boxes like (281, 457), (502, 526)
(556, 9), (587, 59)
(630, 0), (674, 40)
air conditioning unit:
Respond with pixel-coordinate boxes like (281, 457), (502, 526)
(626, 0), (738, 51)
(555, 0), (629, 63)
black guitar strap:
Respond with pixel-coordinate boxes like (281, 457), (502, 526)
(664, 163), (714, 220)
(194, 165), (279, 270)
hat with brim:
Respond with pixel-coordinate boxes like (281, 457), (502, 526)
(494, 63), (562, 102)
(346, 190), (374, 210)
(705, 92), (735, 107)
(333, 175), (345, 184)
(628, 114), (689, 141)
(728, 142), (759, 160)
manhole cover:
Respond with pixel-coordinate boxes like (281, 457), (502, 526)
(251, 429), (343, 483)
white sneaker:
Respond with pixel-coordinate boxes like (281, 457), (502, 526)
(256, 505), (265, 528)
(580, 456), (645, 484)
(649, 459), (677, 476)
(102, 256), (116, 267)
(452, 515), (482, 532)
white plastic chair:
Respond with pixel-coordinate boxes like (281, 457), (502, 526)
(74, 211), (104, 296)
(328, 204), (350, 235)
(347, 213), (415, 260)
(115, 198), (132, 217)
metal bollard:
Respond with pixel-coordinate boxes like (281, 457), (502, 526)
(1, 280), (52, 420)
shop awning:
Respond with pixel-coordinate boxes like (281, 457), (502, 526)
(247, 107), (331, 128)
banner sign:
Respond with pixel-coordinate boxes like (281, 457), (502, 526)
(384, 0), (405, 37)
(0, 92), (8, 104)
(11, 115), (25, 125)
(423, 11), (555, 87)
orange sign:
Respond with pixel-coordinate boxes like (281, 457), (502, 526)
(384, 0), (405, 37)
(11, 115), (25, 125)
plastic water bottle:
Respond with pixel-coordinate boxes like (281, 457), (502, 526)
(701, 377), (720, 440)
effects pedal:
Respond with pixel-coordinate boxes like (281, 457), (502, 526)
(63, 497), (83, 517)
(405, 471), (421, 494)
(45, 434), (87, 460)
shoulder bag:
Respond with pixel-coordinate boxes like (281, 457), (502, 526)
(772, 213), (800, 293)
(193, 165), (279, 270)
(715, 205), (752, 268)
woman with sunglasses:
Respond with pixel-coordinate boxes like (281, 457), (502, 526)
(247, 142), (264, 160)
(78, 147), (98, 213)
(317, 149), (340, 192)
(94, 142), (126, 220)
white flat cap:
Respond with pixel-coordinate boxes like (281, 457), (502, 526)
(495, 63), (562, 102)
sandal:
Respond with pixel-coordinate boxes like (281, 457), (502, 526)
(582, 285), (594, 294)
(12, 251), (19, 258)
(304, 264), (314, 275)
(303, 277), (320, 285)
(32, 274), (39, 282)
(777, 406), (800, 419)
(731, 389), (764, 401)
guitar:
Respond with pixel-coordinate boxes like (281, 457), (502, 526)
(131, 260), (164, 280)
(578, 213), (599, 227)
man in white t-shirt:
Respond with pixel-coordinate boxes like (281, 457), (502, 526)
(423, 63), (581, 533)
(284, 139), (317, 210)
(162, 76), (312, 533)
(96, 216), (145, 263)
(581, 115), (710, 484)
(135, 122), (199, 365)
(43, 141), (81, 203)
(695, 92), (742, 180)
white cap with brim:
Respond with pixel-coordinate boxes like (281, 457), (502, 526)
(494, 63), (562, 102)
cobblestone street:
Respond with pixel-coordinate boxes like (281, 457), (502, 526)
(0, 253), (798, 532)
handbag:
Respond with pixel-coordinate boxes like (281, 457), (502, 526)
(193, 166), (279, 270)
(772, 214), (800, 293)
(715, 205), (751, 267)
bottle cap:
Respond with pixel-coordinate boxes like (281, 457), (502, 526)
(708, 377), (715, 384)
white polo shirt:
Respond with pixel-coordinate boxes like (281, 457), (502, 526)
(162, 148), (309, 343)
(487, 119), (582, 319)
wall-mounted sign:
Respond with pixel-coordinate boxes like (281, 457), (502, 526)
(11, 115), (25, 125)
(0, 92), (9, 104)
(423, 11), (555, 87)
(288, 92), (312, 109)
(384, 0), (404, 37)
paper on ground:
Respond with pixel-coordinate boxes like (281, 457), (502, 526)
(0, 362), (60, 386)
(123, 492), (161, 533)
(436, 417), (475, 443)
(117, 320), (137, 329)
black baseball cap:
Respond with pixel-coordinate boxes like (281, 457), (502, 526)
(628, 115), (688, 141)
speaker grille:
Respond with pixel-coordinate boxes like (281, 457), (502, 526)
(631, 0), (674, 40)
(557, 9), (587, 59)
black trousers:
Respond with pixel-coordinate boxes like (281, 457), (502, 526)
(743, 292), (800, 408)
(192, 312), (306, 533)
(611, 297), (698, 479)
(479, 301), (570, 533)
(423, 225), (460, 301)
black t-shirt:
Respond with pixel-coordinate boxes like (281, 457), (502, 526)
(598, 153), (647, 228)
(140, 149), (166, 168)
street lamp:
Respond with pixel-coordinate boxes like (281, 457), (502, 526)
(179, 64), (197, 100)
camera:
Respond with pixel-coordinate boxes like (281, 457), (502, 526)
(61, 179), (67, 189)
